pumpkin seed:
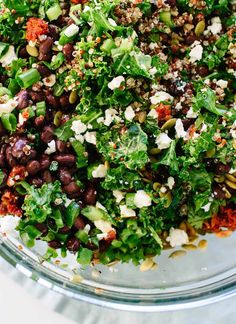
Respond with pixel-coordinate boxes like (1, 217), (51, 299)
(223, 187), (232, 199)
(149, 148), (161, 155)
(140, 258), (155, 272)
(198, 239), (208, 250)
(138, 111), (147, 124)
(179, 221), (187, 232)
(186, 223), (196, 236)
(161, 118), (177, 130)
(169, 250), (187, 259)
(71, 274), (83, 283)
(69, 90), (78, 104)
(225, 173), (236, 183)
(206, 148), (215, 158)
(153, 182), (161, 191)
(53, 111), (62, 126)
(233, 140), (236, 150)
(104, 160), (110, 170)
(214, 175), (225, 183)
(159, 191), (172, 207)
(215, 230), (232, 238)
(225, 180), (236, 190)
(195, 20), (206, 37)
(182, 244), (197, 251)
(189, 235), (199, 243)
(26, 45), (39, 57)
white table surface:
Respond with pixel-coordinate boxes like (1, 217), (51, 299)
(0, 257), (236, 324)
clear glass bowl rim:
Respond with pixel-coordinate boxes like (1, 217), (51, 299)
(0, 237), (236, 312)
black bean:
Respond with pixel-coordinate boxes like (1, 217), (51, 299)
(34, 115), (45, 128)
(37, 64), (52, 77)
(40, 154), (51, 170)
(182, 118), (195, 130)
(58, 168), (72, 185)
(5, 147), (17, 167)
(11, 138), (28, 159)
(35, 223), (48, 236)
(63, 43), (74, 60)
(54, 154), (76, 165)
(26, 160), (41, 175)
(17, 90), (29, 109)
(31, 177), (43, 187)
(215, 163), (230, 175)
(19, 47), (29, 59)
(59, 94), (70, 110)
(42, 170), (53, 183)
(41, 126), (55, 144)
(186, 34), (197, 45)
(59, 225), (70, 234)
(56, 140), (67, 153)
(197, 65), (209, 77)
(46, 93), (60, 108)
(29, 91), (45, 103)
(48, 24), (59, 41)
(66, 237), (80, 253)
(48, 240), (62, 249)
(39, 37), (53, 55)
(0, 153), (5, 168)
(38, 52), (52, 62)
(213, 185), (226, 199)
(83, 185), (97, 205)
(0, 122), (7, 137)
(74, 216), (86, 230)
(63, 181), (80, 194)
(166, 0), (176, 6)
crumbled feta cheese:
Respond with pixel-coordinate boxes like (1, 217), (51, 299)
(108, 18), (117, 26)
(155, 133), (172, 150)
(84, 224), (91, 234)
(147, 109), (158, 119)
(0, 46), (17, 67)
(202, 202), (211, 212)
(149, 42), (158, 50)
(120, 205), (136, 218)
(97, 233), (108, 241)
(64, 24), (79, 37)
(95, 202), (107, 211)
(84, 131), (96, 145)
(149, 67), (157, 75)
(18, 113), (27, 126)
(0, 97), (18, 114)
(216, 80), (228, 89)
(45, 140), (56, 155)
(207, 17), (222, 35)
(175, 119), (187, 139)
(166, 228), (189, 247)
(186, 107), (198, 118)
(75, 134), (85, 143)
(94, 219), (113, 234)
(0, 215), (20, 236)
(201, 123), (208, 133)
(160, 186), (167, 193)
(103, 108), (120, 126)
(124, 106), (135, 121)
(113, 190), (125, 203)
(189, 42), (203, 63)
(43, 74), (56, 87)
(64, 198), (73, 207)
(108, 76), (125, 90)
(150, 91), (173, 105)
(71, 120), (87, 134)
(134, 190), (152, 208)
(167, 177), (175, 190)
(92, 164), (107, 178)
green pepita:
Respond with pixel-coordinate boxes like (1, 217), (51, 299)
(195, 20), (205, 37)
(161, 118), (177, 131)
(225, 174), (236, 183)
(169, 250), (186, 259)
(53, 111), (63, 127)
(26, 45), (39, 57)
(69, 90), (78, 104)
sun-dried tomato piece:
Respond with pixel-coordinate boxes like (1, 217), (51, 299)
(26, 18), (48, 42)
(155, 103), (171, 121)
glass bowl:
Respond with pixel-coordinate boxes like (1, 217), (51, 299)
(0, 229), (236, 312)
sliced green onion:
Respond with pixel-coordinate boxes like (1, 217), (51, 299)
(46, 3), (62, 21)
(75, 230), (89, 244)
(16, 69), (41, 89)
(50, 52), (65, 70)
(71, 141), (88, 169)
(36, 101), (46, 117)
(65, 201), (80, 227)
(59, 24), (79, 46)
(53, 83), (64, 97)
(8, 79), (20, 96)
(1, 113), (17, 132)
(0, 42), (9, 58)
(69, 4), (82, 25)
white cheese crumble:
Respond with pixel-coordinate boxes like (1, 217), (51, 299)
(0, 98), (18, 114)
(201, 202), (211, 212)
(113, 190), (125, 203)
(120, 205), (136, 218)
(207, 17), (222, 35)
(0, 215), (20, 236)
(134, 190), (152, 208)
(186, 107), (198, 118)
(95, 202), (107, 211)
(108, 18), (117, 26)
(103, 108), (120, 126)
(94, 219), (113, 235)
(18, 113), (27, 126)
(92, 164), (107, 178)
(155, 133), (172, 150)
(147, 109), (158, 119)
(175, 119), (187, 139)
(43, 74), (56, 87)
(64, 24), (79, 37)
(0, 46), (17, 67)
(216, 79), (228, 89)
(189, 42), (203, 63)
(124, 106), (135, 121)
(45, 140), (56, 155)
(167, 177), (175, 190)
(108, 76), (125, 90)
(150, 91), (173, 105)
(166, 228), (189, 247)
(84, 131), (96, 145)
(71, 120), (87, 134)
